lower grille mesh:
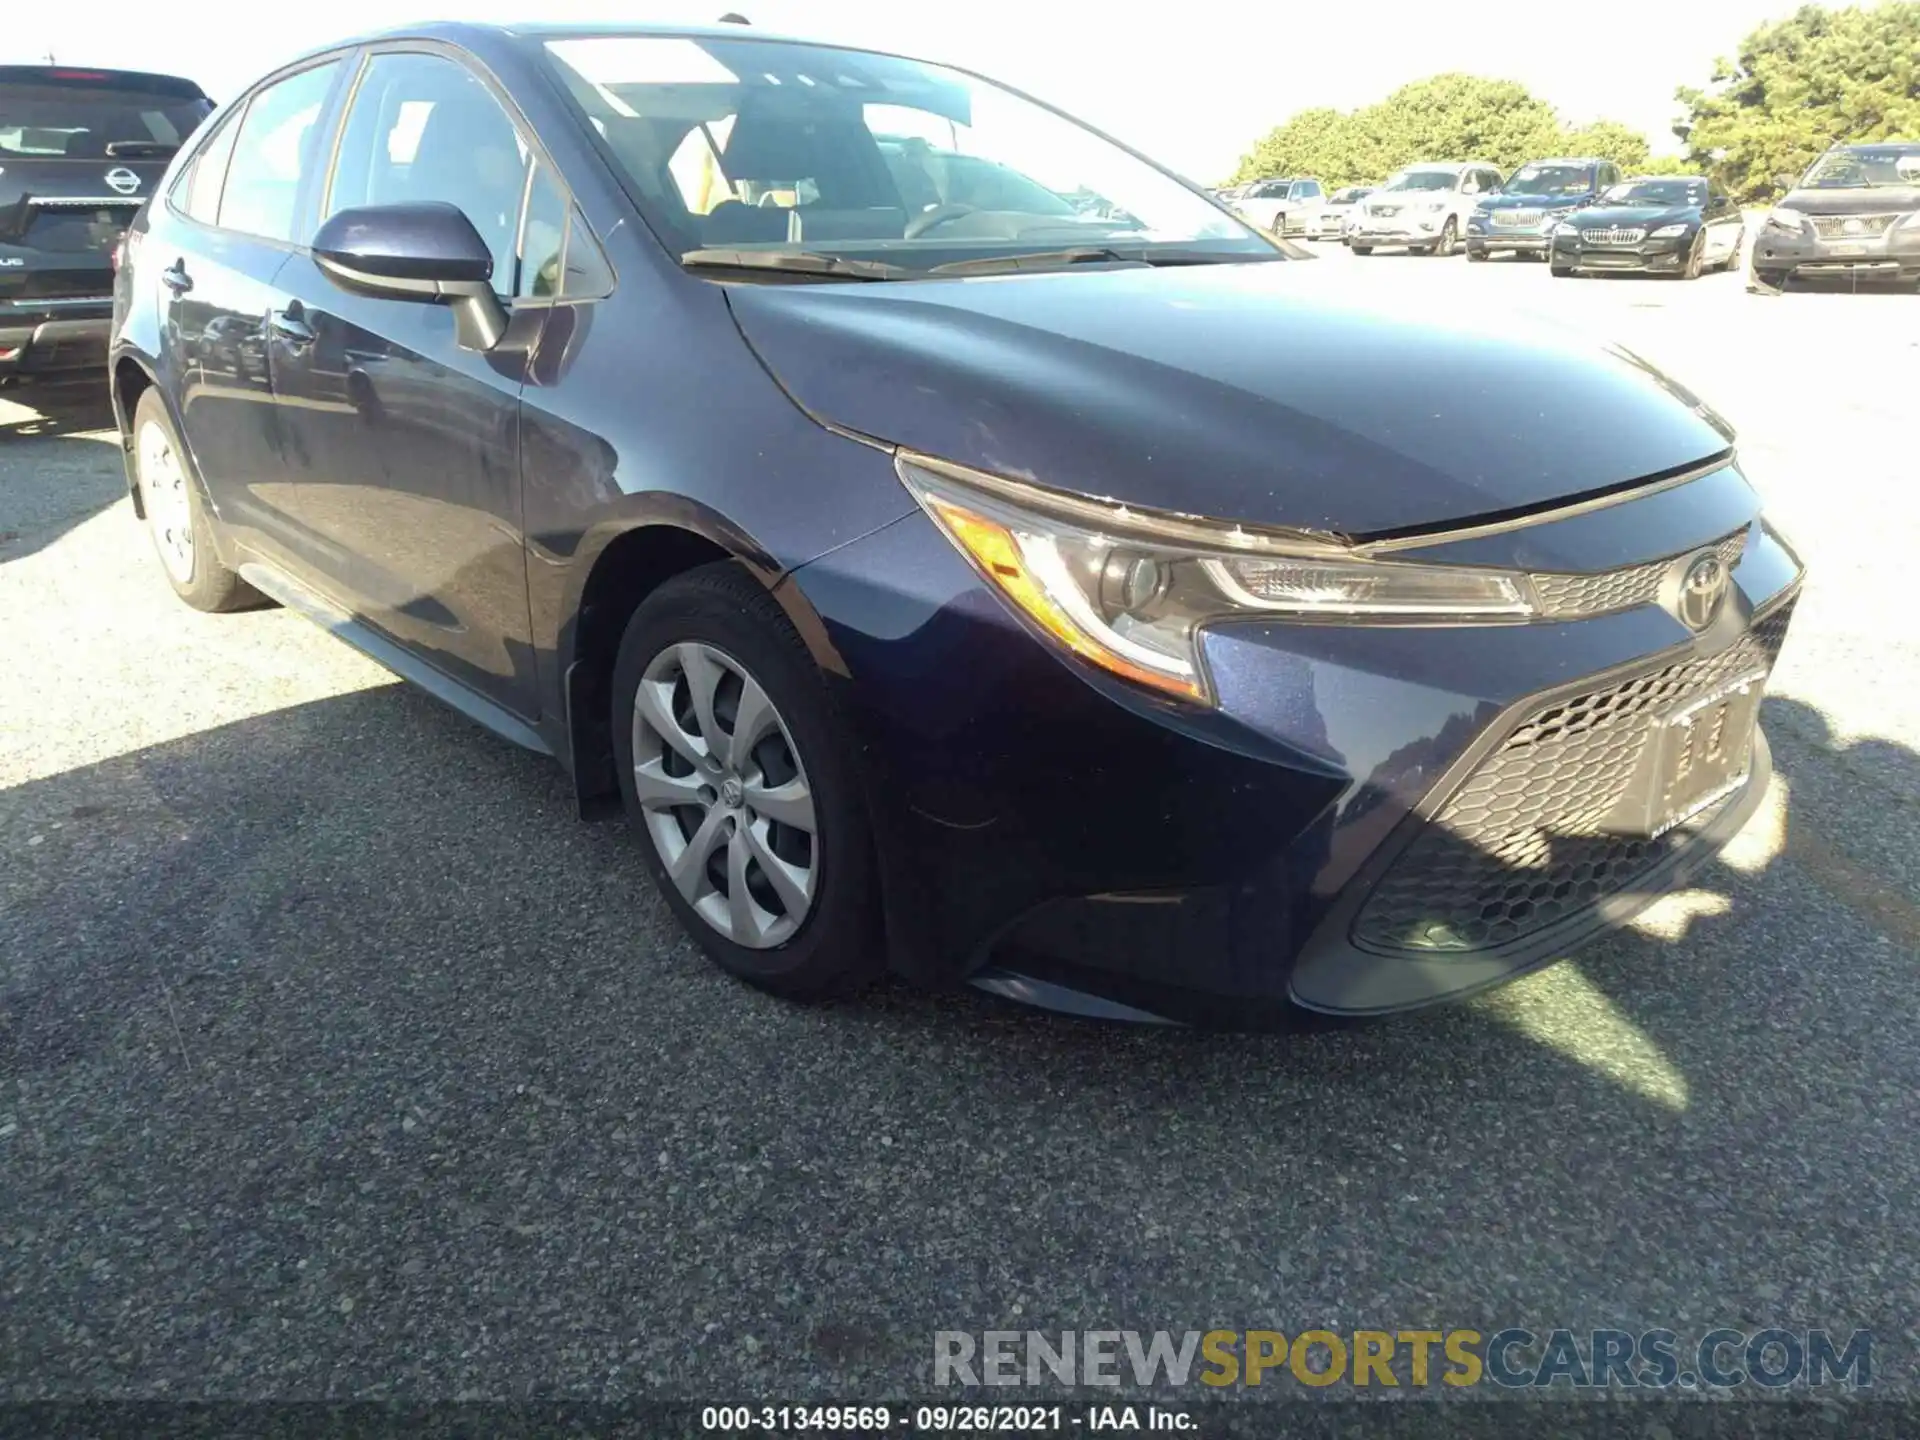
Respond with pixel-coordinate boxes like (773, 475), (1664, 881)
(1351, 603), (1794, 956)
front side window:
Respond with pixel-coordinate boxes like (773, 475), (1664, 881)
(327, 52), (530, 293)
(218, 62), (340, 243)
(540, 35), (1267, 272)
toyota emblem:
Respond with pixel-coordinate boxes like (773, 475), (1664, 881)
(1675, 552), (1730, 631)
(104, 167), (142, 195)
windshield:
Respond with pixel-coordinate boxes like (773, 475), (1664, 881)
(1800, 148), (1920, 188)
(1331, 187), (1370, 203)
(540, 35), (1269, 271)
(1502, 163), (1594, 196)
(1381, 170), (1460, 192)
(0, 81), (210, 158)
(1602, 179), (1705, 207)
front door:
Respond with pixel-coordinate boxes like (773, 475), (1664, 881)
(268, 49), (542, 717)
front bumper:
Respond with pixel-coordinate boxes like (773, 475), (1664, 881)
(1550, 233), (1691, 272)
(1467, 216), (1566, 253)
(1346, 210), (1450, 245)
(1751, 223), (1920, 280)
(0, 302), (111, 383)
(791, 461), (1804, 1024)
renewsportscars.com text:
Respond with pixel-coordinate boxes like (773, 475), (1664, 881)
(934, 1328), (1872, 1390)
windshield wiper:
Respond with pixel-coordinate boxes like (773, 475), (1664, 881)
(103, 140), (178, 159)
(679, 248), (912, 281)
(927, 246), (1264, 277)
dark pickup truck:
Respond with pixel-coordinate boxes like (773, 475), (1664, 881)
(1, 66), (211, 387)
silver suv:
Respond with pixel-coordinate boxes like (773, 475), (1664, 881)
(1345, 162), (1503, 257)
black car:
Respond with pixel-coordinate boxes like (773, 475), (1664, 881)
(110, 24), (1804, 1025)
(1466, 157), (1621, 261)
(0, 66), (211, 387)
(1549, 176), (1747, 279)
(1751, 142), (1920, 291)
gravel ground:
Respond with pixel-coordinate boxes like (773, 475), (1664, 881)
(2, 254), (1917, 1407)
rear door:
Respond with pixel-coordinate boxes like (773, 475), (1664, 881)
(153, 58), (346, 564)
(266, 47), (550, 717)
(0, 68), (211, 356)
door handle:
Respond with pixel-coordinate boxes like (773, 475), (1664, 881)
(161, 260), (193, 295)
(270, 311), (314, 347)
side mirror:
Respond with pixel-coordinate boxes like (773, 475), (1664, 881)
(312, 202), (509, 352)
(1772, 174), (1797, 191)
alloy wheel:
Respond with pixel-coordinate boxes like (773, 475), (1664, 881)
(629, 641), (818, 948)
(138, 419), (194, 584)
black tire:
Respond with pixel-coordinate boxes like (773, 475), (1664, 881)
(1680, 232), (1704, 280)
(1270, 215), (1289, 239)
(1466, 244), (1488, 263)
(1350, 244), (1373, 256)
(1752, 267), (1789, 291)
(1550, 261), (1574, 277)
(611, 561), (881, 1000)
(130, 388), (264, 613)
(1430, 218), (1458, 257)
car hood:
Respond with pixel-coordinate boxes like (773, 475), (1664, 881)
(1567, 204), (1699, 228)
(1478, 192), (1590, 211)
(1781, 185), (1920, 216)
(725, 262), (1731, 539)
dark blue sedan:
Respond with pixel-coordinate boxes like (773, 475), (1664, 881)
(109, 23), (1805, 1024)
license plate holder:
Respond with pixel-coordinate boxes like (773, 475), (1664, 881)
(1828, 241), (1868, 256)
(1604, 670), (1768, 838)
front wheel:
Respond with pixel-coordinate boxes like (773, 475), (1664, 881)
(1752, 267), (1789, 291)
(1680, 232), (1705, 280)
(1350, 244), (1373, 256)
(1466, 245), (1488, 263)
(1430, 218), (1458, 257)
(131, 388), (264, 613)
(1550, 261), (1574, 277)
(612, 562), (881, 999)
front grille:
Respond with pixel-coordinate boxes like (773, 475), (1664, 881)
(1493, 210), (1544, 228)
(1812, 213), (1898, 239)
(1529, 529), (1749, 619)
(1370, 205), (1400, 218)
(1582, 227), (1645, 244)
(1351, 602), (1794, 956)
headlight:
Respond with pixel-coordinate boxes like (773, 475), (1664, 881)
(1553, 221), (1579, 236)
(1421, 197), (1449, 211)
(897, 455), (1538, 703)
(1650, 223), (1689, 238)
(1766, 207), (1807, 234)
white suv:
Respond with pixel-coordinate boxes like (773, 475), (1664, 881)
(1345, 163), (1503, 256)
(1231, 177), (1327, 237)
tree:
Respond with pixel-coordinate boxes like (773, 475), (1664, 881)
(1229, 75), (1658, 187)
(1674, 2), (1920, 201)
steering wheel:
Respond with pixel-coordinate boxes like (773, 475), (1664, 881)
(904, 203), (979, 240)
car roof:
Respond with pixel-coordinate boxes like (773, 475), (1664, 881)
(0, 65), (207, 98)
(285, 18), (915, 68)
(1619, 173), (1706, 183)
(1833, 140), (1920, 154)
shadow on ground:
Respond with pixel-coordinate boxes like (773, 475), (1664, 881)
(1, 675), (1915, 1398)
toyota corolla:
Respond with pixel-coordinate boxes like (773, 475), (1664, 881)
(109, 23), (1804, 1024)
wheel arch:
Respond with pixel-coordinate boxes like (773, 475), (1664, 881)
(111, 354), (161, 517)
(559, 511), (847, 819)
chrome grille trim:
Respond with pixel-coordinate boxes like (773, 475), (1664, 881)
(1812, 213), (1897, 238)
(1529, 529), (1750, 619)
(1581, 227), (1645, 244)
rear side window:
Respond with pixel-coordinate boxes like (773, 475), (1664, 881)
(173, 110), (242, 224)
(326, 52), (530, 296)
(0, 80), (210, 159)
(217, 62), (341, 243)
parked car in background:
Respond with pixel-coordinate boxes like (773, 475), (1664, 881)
(1549, 175), (1745, 279)
(1751, 142), (1920, 291)
(1314, 184), (1372, 239)
(0, 65), (211, 387)
(1231, 176), (1325, 237)
(113, 22), (1803, 1026)
(1467, 157), (1620, 261)
(1346, 163), (1502, 256)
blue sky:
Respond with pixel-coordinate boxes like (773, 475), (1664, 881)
(5, 0), (1802, 181)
